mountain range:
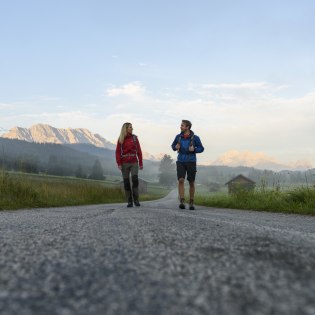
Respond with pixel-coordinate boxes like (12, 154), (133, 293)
(1, 124), (312, 171)
(1, 124), (116, 149)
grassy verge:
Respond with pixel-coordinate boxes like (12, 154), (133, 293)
(0, 171), (169, 210)
(195, 186), (315, 215)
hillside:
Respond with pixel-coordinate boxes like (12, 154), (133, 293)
(0, 138), (160, 181)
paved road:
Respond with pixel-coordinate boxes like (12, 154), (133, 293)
(1, 191), (315, 315)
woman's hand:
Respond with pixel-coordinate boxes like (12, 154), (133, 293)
(140, 165), (143, 170)
(118, 165), (122, 170)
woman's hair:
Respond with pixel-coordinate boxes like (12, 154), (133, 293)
(118, 122), (132, 144)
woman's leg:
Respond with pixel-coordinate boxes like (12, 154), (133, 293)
(122, 164), (133, 206)
(130, 164), (140, 206)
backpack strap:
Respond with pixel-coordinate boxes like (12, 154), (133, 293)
(133, 135), (138, 154)
(190, 134), (195, 147)
(177, 135), (181, 145)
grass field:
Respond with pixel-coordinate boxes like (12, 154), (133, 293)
(3, 170), (314, 215)
(194, 184), (315, 215)
(0, 171), (169, 210)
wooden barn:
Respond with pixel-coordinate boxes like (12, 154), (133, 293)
(225, 174), (256, 193)
(120, 177), (148, 194)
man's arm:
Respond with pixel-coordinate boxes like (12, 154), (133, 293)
(194, 136), (204, 153)
(171, 135), (179, 151)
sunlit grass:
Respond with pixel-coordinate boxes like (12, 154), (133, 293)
(0, 171), (170, 210)
(195, 185), (315, 215)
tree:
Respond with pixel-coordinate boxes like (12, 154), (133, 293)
(158, 154), (176, 187)
(89, 159), (105, 180)
(47, 154), (65, 176)
(75, 164), (86, 179)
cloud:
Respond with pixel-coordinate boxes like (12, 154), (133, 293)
(105, 82), (146, 99)
(2, 81), (315, 165)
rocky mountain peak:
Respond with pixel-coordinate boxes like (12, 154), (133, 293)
(1, 124), (116, 149)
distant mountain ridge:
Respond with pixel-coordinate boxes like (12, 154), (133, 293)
(1, 124), (116, 149)
(211, 150), (312, 171)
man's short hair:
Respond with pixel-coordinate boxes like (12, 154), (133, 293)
(182, 120), (192, 129)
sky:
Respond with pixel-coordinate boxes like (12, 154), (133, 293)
(1, 0), (315, 166)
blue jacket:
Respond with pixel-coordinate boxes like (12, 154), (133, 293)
(171, 131), (204, 162)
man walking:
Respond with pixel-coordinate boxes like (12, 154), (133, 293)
(171, 120), (204, 210)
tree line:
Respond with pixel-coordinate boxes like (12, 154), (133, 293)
(157, 154), (315, 190)
(1, 138), (313, 186)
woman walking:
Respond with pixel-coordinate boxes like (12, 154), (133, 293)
(116, 122), (143, 207)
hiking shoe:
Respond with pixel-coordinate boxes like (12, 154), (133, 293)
(127, 201), (133, 207)
(179, 198), (185, 209)
(134, 200), (141, 207)
(189, 199), (195, 210)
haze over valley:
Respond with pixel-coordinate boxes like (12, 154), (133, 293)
(1, 124), (312, 172)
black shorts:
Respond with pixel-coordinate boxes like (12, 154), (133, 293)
(176, 161), (197, 182)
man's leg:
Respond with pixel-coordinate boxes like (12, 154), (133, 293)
(189, 181), (195, 200)
(178, 177), (185, 207)
(187, 162), (197, 210)
(176, 161), (186, 209)
(189, 181), (195, 210)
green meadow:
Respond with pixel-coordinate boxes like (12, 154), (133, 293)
(0, 171), (168, 210)
(2, 170), (315, 215)
(194, 184), (315, 215)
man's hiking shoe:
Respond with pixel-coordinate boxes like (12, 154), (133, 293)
(189, 200), (195, 210)
(179, 198), (185, 209)
(134, 200), (141, 207)
(127, 201), (133, 207)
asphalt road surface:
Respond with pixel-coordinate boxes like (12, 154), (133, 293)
(1, 190), (315, 315)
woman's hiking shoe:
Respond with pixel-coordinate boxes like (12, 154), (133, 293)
(189, 199), (195, 210)
(179, 198), (186, 209)
(134, 200), (141, 207)
(127, 201), (133, 207)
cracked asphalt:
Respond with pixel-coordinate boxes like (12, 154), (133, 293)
(1, 190), (315, 315)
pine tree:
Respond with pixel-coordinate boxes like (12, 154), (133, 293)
(75, 164), (86, 179)
(89, 159), (105, 180)
(158, 154), (176, 187)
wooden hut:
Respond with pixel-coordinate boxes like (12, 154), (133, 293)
(225, 174), (256, 193)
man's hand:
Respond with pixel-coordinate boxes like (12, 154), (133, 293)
(118, 165), (122, 170)
(140, 165), (143, 170)
(175, 143), (180, 151)
(189, 145), (195, 152)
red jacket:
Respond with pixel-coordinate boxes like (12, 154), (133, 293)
(115, 134), (143, 167)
